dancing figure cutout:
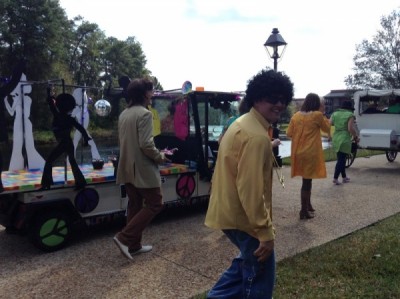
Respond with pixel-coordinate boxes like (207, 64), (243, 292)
(0, 61), (25, 192)
(4, 73), (45, 170)
(41, 88), (91, 190)
(71, 88), (101, 161)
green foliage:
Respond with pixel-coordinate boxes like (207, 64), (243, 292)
(0, 0), (72, 77)
(0, 0), (73, 131)
(0, 0), (156, 132)
(69, 16), (106, 86)
(345, 9), (400, 89)
(32, 130), (55, 144)
(280, 102), (296, 123)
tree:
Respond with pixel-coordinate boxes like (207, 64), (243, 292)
(98, 36), (155, 119)
(68, 16), (105, 87)
(0, 0), (159, 130)
(345, 10), (400, 90)
(0, 0), (73, 129)
(0, 0), (72, 79)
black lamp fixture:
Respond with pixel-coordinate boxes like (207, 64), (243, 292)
(264, 28), (287, 71)
(264, 28), (287, 167)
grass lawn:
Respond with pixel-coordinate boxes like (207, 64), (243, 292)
(192, 213), (400, 299)
(193, 148), (397, 299)
(274, 212), (400, 298)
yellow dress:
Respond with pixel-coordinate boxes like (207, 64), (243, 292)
(286, 111), (331, 179)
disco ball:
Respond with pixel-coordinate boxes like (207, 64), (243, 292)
(94, 99), (111, 116)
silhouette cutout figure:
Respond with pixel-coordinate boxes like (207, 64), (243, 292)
(71, 88), (101, 161)
(41, 89), (91, 190)
(4, 73), (45, 170)
(0, 61), (25, 192)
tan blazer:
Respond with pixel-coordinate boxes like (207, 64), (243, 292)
(116, 105), (164, 188)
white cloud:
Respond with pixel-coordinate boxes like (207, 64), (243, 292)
(59, 0), (400, 98)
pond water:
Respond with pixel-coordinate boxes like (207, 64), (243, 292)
(279, 139), (331, 158)
(0, 138), (332, 171)
(0, 139), (120, 171)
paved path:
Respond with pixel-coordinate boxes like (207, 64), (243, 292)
(0, 154), (399, 299)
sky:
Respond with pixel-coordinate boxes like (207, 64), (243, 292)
(59, 0), (400, 98)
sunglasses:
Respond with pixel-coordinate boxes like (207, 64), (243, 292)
(266, 97), (290, 106)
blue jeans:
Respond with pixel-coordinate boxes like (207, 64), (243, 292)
(207, 229), (275, 299)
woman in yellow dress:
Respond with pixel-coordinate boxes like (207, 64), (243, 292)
(287, 93), (331, 219)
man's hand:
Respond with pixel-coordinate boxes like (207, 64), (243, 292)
(253, 240), (274, 262)
(161, 147), (178, 156)
(272, 138), (281, 148)
(160, 152), (171, 164)
(162, 156), (171, 163)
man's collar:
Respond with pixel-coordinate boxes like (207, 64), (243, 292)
(249, 107), (272, 130)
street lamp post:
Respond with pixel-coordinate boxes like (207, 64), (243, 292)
(264, 28), (287, 166)
(263, 28), (287, 72)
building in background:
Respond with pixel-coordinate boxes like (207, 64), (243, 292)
(324, 89), (359, 117)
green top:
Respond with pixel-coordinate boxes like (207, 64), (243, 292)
(331, 109), (354, 154)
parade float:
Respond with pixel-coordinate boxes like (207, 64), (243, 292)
(0, 64), (242, 251)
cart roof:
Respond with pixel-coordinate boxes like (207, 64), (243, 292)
(354, 89), (400, 99)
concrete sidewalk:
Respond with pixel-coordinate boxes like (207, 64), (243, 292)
(0, 154), (399, 299)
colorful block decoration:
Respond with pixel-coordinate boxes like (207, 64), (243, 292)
(2, 162), (193, 193)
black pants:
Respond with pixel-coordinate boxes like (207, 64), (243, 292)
(301, 178), (312, 191)
(334, 151), (347, 179)
(41, 137), (86, 188)
(0, 153), (3, 192)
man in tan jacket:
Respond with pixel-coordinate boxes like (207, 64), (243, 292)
(113, 78), (168, 260)
(205, 69), (294, 298)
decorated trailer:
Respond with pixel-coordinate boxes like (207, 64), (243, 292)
(0, 74), (241, 251)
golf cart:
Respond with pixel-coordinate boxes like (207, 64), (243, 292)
(0, 77), (241, 251)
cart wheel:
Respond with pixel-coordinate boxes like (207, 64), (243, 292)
(29, 211), (72, 252)
(385, 150), (397, 162)
(345, 149), (357, 168)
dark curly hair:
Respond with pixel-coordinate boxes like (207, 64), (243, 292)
(301, 93), (321, 112)
(243, 69), (294, 108)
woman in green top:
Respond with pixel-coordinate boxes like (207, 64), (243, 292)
(330, 101), (359, 185)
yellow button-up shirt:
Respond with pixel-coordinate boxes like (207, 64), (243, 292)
(205, 108), (275, 242)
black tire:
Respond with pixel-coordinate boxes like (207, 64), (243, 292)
(385, 150), (397, 162)
(345, 149), (357, 168)
(29, 211), (72, 252)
